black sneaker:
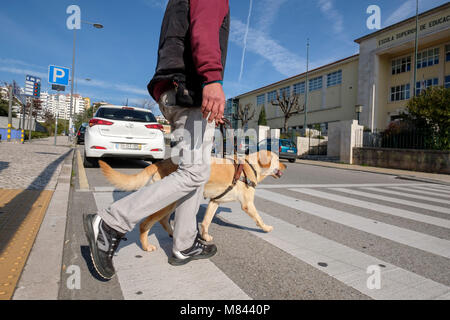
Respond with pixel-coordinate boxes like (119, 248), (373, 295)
(83, 214), (125, 280)
(168, 234), (217, 266)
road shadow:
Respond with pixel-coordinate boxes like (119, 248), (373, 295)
(111, 201), (264, 260)
(0, 149), (72, 255)
(80, 245), (112, 282)
(0, 161), (9, 173)
(200, 205), (264, 234)
(99, 157), (150, 169)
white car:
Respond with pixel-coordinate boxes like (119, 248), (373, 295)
(84, 105), (165, 167)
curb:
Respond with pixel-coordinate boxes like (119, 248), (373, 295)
(295, 160), (450, 186)
(12, 148), (75, 300)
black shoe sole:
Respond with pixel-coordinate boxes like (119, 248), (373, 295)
(168, 245), (218, 266)
(83, 214), (114, 280)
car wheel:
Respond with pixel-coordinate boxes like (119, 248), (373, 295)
(289, 159), (296, 163)
(83, 153), (99, 168)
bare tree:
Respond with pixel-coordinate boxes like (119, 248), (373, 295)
(233, 103), (256, 129)
(271, 91), (303, 133)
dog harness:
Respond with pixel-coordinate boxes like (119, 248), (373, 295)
(210, 158), (258, 201)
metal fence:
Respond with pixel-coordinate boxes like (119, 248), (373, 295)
(360, 129), (448, 151)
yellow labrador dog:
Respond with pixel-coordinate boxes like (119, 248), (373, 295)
(99, 151), (286, 252)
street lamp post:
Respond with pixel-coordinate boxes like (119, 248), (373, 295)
(68, 20), (103, 142)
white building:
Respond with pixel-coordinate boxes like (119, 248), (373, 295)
(44, 93), (86, 120)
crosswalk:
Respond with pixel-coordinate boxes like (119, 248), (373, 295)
(93, 182), (450, 300)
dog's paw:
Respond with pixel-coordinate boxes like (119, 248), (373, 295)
(202, 234), (214, 242)
(142, 244), (157, 252)
(262, 225), (273, 233)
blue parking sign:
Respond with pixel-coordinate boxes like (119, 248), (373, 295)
(48, 65), (70, 86)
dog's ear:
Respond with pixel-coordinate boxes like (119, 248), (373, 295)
(258, 150), (273, 168)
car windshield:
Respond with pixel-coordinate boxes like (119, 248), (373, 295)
(79, 126), (86, 132)
(96, 107), (157, 123)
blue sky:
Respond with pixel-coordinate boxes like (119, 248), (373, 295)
(0, 0), (447, 114)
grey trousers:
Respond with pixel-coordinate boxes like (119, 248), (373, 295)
(99, 90), (215, 252)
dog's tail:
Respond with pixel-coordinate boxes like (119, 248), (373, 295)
(98, 160), (157, 191)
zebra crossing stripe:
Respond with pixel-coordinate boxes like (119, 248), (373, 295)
(408, 185), (450, 195)
(389, 186), (450, 199)
(255, 190), (450, 259)
(290, 188), (450, 229)
(216, 202), (450, 300)
(259, 183), (431, 189)
(333, 188), (450, 215)
(92, 192), (251, 300)
(360, 187), (450, 205)
(425, 184), (450, 191)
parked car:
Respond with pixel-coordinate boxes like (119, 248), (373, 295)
(76, 123), (88, 144)
(258, 139), (298, 163)
(83, 105), (165, 167)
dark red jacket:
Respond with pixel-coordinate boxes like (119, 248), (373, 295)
(148, 0), (230, 106)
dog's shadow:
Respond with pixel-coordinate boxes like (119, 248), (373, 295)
(131, 205), (265, 258)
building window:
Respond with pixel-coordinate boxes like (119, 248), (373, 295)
(417, 47), (439, 69)
(267, 90), (277, 103)
(446, 44), (450, 62)
(257, 94), (265, 106)
(327, 70), (342, 87)
(309, 76), (323, 92)
(392, 56), (411, 75)
(279, 86), (290, 98)
(416, 78), (439, 95)
(445, 75), (450, 89)
(390, 84), (410, 102)
(293, 82), (305, 95)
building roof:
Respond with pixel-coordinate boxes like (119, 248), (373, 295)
(235, 54), (359, 99)
(354, 2), (450, 44)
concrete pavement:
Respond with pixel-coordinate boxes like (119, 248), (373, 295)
(0, 136), (74, 300)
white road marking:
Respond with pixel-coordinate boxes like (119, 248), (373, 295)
(389, 186), (450, 199)
(408, 185), (450, 195)
(290, 188), (450, 229)
(93, 192), (251, 300)
(360, 187), (450, 205)
(216, 201), (450, 300)
(255, 190), (450, 259)
(259, 183), (432, 189)
(333, 188), (450, 215)
(425, 184), (450, 191)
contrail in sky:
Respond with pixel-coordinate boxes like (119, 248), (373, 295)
(238, 0), (253, 83)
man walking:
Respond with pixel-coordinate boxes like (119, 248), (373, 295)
(84, 0), (230, 280)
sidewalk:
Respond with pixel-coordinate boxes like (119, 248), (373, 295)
(0, 136), (74, 300)
(296, 159), (450, 185)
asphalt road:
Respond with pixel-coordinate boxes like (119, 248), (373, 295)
(58, 145), (450, 300)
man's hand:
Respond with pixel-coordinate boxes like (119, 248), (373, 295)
(202, 82), (225, 124)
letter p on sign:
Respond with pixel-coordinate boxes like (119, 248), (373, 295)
(48, 65), (70, 86)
